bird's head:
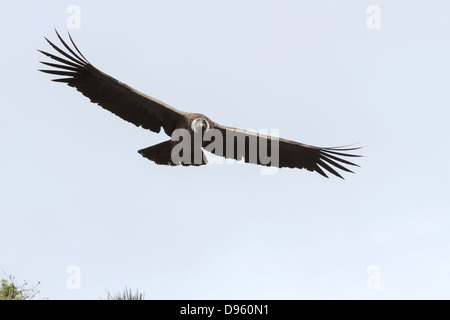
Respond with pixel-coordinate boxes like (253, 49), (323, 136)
(191, 117), (211, 134)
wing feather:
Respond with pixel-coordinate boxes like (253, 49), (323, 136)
(212, 124), (362, 179)
(38, 30), (185, 136)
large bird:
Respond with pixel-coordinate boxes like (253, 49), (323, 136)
(39, 30), (361, 179)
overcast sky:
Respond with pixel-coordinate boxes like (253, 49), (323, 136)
(1, 1), (449, 299)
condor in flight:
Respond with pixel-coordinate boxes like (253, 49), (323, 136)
(39, 30), (361, 179)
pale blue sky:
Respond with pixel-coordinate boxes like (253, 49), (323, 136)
(1, 1), (449, 299)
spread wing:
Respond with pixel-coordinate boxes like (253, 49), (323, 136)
(38, 30), (185, 136)
(210, 124), (362, 179)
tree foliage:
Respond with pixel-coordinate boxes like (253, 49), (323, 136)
(0, 274), (40, 300)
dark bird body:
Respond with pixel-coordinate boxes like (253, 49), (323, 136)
(39, 30), (361, 178)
